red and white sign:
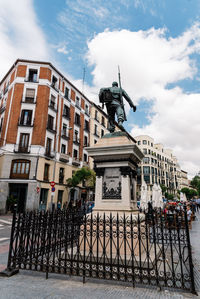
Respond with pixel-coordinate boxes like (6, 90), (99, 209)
(50, 181), (55, 187)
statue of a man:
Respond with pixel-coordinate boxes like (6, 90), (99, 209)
(99, 81), (136, 132)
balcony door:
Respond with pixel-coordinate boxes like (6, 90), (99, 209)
(19, 133), (29, 152)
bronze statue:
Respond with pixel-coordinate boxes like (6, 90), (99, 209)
(99, 80), (136, 133)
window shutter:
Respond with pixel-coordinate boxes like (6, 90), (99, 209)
(26, 88), (35, 98)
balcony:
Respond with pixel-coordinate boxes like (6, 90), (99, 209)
(24, 78), (39, 83)
(0, 103), (6, 114)
(64, 94), (71, 102)
(45, 149), (55, 159)
(61, 130), (69, 140)
(72, 157), (80, 166)
(84, 126), (90, 132)
(59, 153), (70, 163)
(48, 101), (57, 112)
(62, 113), (70, 120)
(14, 144), (31, 153)
(73, 138), (80, 145)
(46, 125), (56, 134)
(21, 97), (36, 104)
(85, 110), (90, 117)
(94, 131), (100, 138)
(4, 86), (9, 95)
(75, 103), (81, 110)
(18, 119), (34, 127)
(51, 82), (59, 92)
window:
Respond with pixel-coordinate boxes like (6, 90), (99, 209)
(94, 124), (98, 136)
(51, 75), (58, 90)
(47, 115), (54, 130)
(62, 124), (68, 137)
(50, 95), (56, 109)
(59, 167), (64, 184)
(84, 135), (88, 146)
(74, 130), (79, 143)
(57, 190), (63, 206)
(28, 69), (37, 82)
(137, 167), (141, 175)
(61, 144), (66, 154)
(0, 118), (3, 132)
(138, 141), (141, 145)
(148, 149), (151, 154)
(143, 166), (150, 175)
(25, 88), (35, 102)
(95, 110), (98, 121)
(20, 110), (32, 126)
(10, 159), (30, 179)
(76, 96), (80, 108)
(94, 139), (97, 144)
(75, 113), (80, 126)
(44, 163), (49, 181)
(85, 104), (89, 115)
(40, 189), (48, 207)
(64, 87), (69, 99)
(73, 149), (78, 159)
(143, 157), (149, 164)
(84, 153), (88, 162)
(84, 120), (89, 131)
(101, 116), (105, 126)
(151, 167), (154, 175)
(63, 105), (70, 118)
(101, 129), (104, 137)
(19, 133), (29, 152)
(144, 175), (150, 184)
(143, 140), (147, 145)
(46, 138), (52, 156)
(143, 148), (147, 155)
(151, 143), (153, 147)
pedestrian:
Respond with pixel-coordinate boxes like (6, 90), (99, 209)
(187, 205), (192, 229)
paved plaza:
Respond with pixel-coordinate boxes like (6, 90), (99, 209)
(0, 213), (200, 299)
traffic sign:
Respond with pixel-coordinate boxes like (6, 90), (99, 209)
(51, 187), (55, 192)
(50, 181), (55, 187)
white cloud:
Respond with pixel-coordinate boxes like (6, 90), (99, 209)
(85, 24), (200, 177)
(0, 0), (49, 80)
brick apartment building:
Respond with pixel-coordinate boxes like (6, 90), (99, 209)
(0, 59), (99, 213)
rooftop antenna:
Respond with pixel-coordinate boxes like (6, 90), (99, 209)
(82, 67), (86, 94)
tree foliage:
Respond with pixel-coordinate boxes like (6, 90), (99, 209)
(66, 167), (96, 188)
(190, 175), (200, 195)
(181, 187), (198, 200)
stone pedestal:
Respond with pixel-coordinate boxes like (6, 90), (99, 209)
(86, 131), (144, 215)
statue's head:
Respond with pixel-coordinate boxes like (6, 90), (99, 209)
(112, 81), (118, 87)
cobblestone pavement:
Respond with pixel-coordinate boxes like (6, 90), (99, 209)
(0, 214), (199, 299)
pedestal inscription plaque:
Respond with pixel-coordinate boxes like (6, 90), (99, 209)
(102, 167), (121, 199)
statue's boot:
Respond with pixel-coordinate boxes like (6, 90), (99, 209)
(118, 120), (125, 131)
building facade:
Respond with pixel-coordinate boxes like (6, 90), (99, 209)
(134, 135), (187, 199)
(0, 59), (93, 213)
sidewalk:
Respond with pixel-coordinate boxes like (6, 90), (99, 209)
(0, 214), (199, 298)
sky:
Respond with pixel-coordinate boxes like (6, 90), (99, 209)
(0, 0), (200, 178)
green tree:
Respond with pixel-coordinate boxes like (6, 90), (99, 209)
(66, 167), (96, 188)
(181, 187), (198, 200)
(160, 184), (167, 194)
(190, 175), (200, 195)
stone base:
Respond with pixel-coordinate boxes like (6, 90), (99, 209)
(0, 268), (19, 277)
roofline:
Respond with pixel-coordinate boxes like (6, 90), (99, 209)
(0, 58), (92, 103)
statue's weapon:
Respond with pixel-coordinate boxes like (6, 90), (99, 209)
(118, 66), (127, 121)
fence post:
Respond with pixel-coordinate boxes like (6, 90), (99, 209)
(184, 205), (197, 295)
(0, 204), (19, 277)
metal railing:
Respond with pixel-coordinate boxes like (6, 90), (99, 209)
(4, 206), (196, 294)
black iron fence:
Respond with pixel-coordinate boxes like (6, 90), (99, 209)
(5, 206), (196, 294)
